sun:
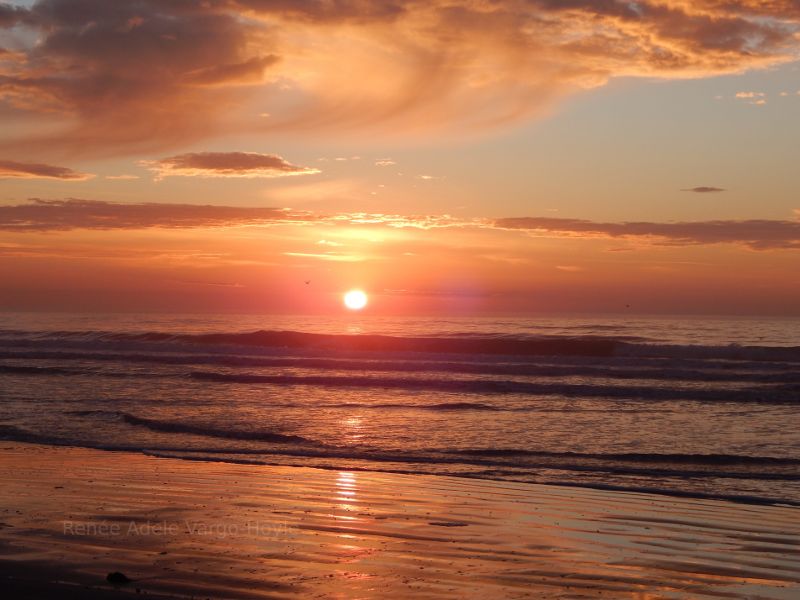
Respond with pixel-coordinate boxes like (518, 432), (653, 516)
(343, 289), (368, 310)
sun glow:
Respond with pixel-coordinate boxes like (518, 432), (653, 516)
(344, 289), (368, 310)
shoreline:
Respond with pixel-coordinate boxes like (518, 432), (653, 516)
(1, 443), (798, 599)
(3, 433), (798, 508)
(142, 448), (800, 508)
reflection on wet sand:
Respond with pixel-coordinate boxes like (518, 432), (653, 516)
(0, 444), (798, 599)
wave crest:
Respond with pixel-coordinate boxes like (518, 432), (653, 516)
(121, 413), (317, 445)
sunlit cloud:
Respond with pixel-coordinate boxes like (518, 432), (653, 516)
(1, 1), (799, 156)
(735, 91), (768, 105)
(0, 159), (93, 181)
(142, 152), (320, 181)
(329, 212), (460, 229)
(184, 55), (279, 87)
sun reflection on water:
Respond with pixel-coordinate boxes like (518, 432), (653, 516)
(339, 415), (365, 444)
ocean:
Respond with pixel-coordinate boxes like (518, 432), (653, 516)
(1, 312), (799, 506)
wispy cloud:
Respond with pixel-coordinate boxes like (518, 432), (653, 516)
(175, 280), (245, 288)
(329, 212), (460, 229)
(142, 152), (320, 181)
(283, 252), (365, 262)
(105, 174), (140, 181)
(735, 91), (768, 105)
(682, 186), (725, 193)
(0, 159), (93, 181)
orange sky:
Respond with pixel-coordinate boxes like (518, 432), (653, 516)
(1, 1), (799, 315)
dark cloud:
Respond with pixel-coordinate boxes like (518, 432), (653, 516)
(677, 1), (800, 19)
(682, 186), (726, 193)
(494, 217), (800, 250)
(0, 2), (27, 28)
(532, 0), (790, 55)
(143, 151), (320, 179)
(230, 0), (408, 22)
(0, 0), (273, 156)
(0, 159), (93, 180)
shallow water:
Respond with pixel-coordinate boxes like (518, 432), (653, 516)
(1, 312), (799, 505)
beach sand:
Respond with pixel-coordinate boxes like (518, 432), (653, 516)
(0, 443), (797, 599)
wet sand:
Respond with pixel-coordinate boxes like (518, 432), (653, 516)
(0, 443), (798, 599)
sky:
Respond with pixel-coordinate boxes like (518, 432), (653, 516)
(0, 0), (799, 316)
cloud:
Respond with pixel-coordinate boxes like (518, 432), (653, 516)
(0, 198), (460, 233)
(735, 91), (768, 105)
(283, 252), (364, 262)
(105, 174), (139, 180)
(0, 3), (26, 28)
(682, 186), (726, 193)
(142, 152), (320, 180)
(1, 1), (799, 155)
(183, 55), (280, 87)
(0, 159), (93, 180)
(494, 217), (800, 250)
(0, 1), (277, 157)
(3, 200), (800, 251)
(330, 212), (459, 229)
(176, 280), (245, 288)
(0, 198), (316, 231)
